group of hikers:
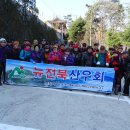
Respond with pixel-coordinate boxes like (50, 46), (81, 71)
(0, 37), (130, 96)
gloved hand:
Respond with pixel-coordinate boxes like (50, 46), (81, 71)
(106, 63), (109, 67)
(96, 61), (100, 65)
(64, 56), (67, 61)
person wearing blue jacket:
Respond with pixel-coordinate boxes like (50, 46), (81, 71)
(19, 44), (31, 61)
(94, 46), (110, 67)
(61, 48), (75, 66)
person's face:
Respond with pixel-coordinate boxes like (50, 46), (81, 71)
(88, 48), (92, 53)
(34, 41), (38, 45)
(53, 47), (57, 52)
(118, 48), (123, 53)
(94, 45), (98, 50)
(74, 48), (78, 51)
(45, 48), (49, 52)
(26, 46), (30, 50)
(60, 45), (65, 50)
(82, 44), (87, 48)
(42, 40), (46, 45)
(0, 42), (7, 47)
(122, 53), (128, 59)
(25, 41), (30, 45)
(69, 46), (73, 50)
(109, 50), (114, 54)
(14, 44), (19, 48)
(65, 51), (70, 55)
(35, 46), (39, 52)
(100, 49), (105, 53)
(69, 44), (73, 48)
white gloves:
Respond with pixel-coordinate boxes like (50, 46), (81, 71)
(96, 61), (100, 65)
(106, 63), (109, 67)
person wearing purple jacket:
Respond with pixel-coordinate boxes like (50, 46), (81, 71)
(61, 48), (75, 66)
(0, 38), (8, 85)
(30, 45), (43, 63)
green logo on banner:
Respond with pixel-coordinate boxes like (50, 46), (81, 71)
(9, 66), (26, 79)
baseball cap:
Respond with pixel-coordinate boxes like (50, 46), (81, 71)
(73, 44), (79, 48)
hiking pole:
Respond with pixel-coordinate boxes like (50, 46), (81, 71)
(118, 77), (125, 102)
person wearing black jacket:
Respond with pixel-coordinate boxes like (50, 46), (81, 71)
(11, 41), (21, 60)
(0, 38), (7, 85)
(5, 40), (13, 59)
(82, 46), (94, 67)
(93, 43), (99, 53)
(123, 48), (130, 96)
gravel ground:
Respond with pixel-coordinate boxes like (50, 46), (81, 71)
(0, 85), (130, 130)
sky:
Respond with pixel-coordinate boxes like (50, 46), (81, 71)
(36, 0), (130, 21)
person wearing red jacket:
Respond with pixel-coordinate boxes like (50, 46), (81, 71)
(58, 44), (65, 58)
(48, 45), (61, 64)
(109, 51), (123, 95)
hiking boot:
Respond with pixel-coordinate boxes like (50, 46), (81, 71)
(0, 82), (2, 86)
(123, 93), (129, 96)
(114, 91), (118, 95)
